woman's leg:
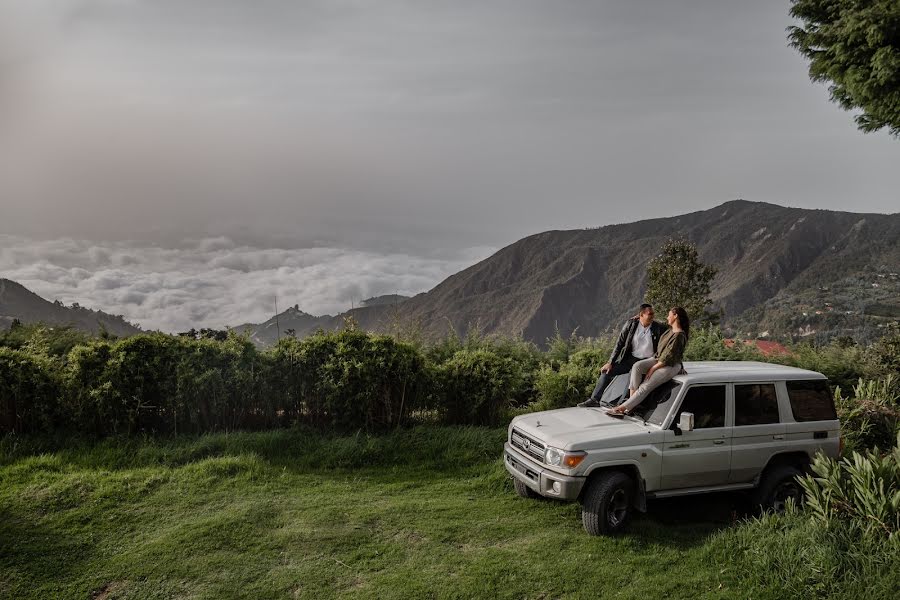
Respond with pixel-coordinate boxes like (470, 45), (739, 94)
(620, 363), (681, 411)
(629, 358), (656, 393)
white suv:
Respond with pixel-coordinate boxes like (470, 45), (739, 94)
(504, 361), (841, 535)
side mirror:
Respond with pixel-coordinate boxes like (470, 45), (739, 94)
(679, 412), (694, 433)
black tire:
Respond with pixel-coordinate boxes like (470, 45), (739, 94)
(513, 477), (538, 499)
(581, 471), (634, 536)
(752, 464), (804, 513)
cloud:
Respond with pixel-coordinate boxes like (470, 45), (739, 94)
(0, 234), (494, 332)
(2, 0), (899, 253)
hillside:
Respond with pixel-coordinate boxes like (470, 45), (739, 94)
(0, 279), (141, 337)
(242, 200), (899, 346)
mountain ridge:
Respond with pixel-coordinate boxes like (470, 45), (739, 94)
(0, 278), (142, 337)
(3, 200), (897, 345)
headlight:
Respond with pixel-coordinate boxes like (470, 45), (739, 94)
(544, 446), (586, 469)
(545, 447), (563, 466)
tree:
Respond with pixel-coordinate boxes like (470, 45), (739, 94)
(789, 0), (900, 137)
(644, 238), (719, 325)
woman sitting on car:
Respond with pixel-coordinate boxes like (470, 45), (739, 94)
(606, 306), (689, 415)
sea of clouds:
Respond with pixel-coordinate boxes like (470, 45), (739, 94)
(0, 235), (495, 332)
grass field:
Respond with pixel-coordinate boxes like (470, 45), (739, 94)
(0, 427), (883, 599)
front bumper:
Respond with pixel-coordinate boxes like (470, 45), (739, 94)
(504, 442), (585, 501)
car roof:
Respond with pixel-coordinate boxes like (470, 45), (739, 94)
(673, 361), (827, 384)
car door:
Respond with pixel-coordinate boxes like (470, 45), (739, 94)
(661, 384), (731, 489)
(729, 382), (786, 483)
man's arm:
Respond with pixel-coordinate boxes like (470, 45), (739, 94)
(607, 319), (634, 365)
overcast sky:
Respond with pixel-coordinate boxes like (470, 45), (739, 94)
(1, 0), (898, 330)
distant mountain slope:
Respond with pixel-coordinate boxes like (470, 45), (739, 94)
(391, 200), (898, 343)
(234, 303), (399, 347)
(0, 279), (142, 336)
(229, 200), (900, 347)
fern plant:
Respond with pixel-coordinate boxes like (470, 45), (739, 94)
(800, 434), (900, 538)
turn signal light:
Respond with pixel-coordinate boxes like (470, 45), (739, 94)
(564, 453), (586, 468)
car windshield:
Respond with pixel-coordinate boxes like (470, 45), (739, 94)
(598, 374), (681, 426)
(637, 381), (682, 425)
(598, 374), (630, 406)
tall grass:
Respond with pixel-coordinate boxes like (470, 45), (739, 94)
(709, 436), (900, 599)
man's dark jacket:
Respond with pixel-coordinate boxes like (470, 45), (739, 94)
(608, 318), (667, 364)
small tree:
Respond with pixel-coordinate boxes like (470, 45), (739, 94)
(645, 238), (719, 325)
(788, 0), (900, 137)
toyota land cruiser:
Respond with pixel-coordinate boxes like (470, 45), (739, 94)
(504, 361), (841, 535)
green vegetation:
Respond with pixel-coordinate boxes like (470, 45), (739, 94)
(710, 437), (900, 598)
(789, 0), (900, 137)
(2, 427), (895, 599)
(2, 323), (899, 598)
(644, 238), (718, 325)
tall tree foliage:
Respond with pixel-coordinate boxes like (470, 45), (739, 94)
(789, 0), (900, 137)
(644, 238), (718, 325)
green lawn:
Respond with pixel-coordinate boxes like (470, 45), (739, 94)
(0, 428), (816, 599)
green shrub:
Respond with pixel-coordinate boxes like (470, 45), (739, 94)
(269, 329), (430, 431)
(436, 349), (524, 426)
(683, 326), (762, 361)
(0, 348), (64, 433)
(531, 348), (607, 411)
(0, 323), (90, 360)
(800, 435), (900, 537)
(710, 438), (900, 598)
(777, 341), (869, 391)
(865, 324), (900, 381)
(835, 378), (900, 453)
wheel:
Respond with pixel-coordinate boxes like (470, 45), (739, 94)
(513, 477), (538, 499)
(752, 464), (804, 513)
(581, 471), (634, 536)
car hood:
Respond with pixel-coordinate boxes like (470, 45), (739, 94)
(511, 407), (658, 451)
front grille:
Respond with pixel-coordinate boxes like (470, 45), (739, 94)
(510, 428), (546, 462)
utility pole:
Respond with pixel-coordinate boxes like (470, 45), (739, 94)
(274, 296), (281, 341)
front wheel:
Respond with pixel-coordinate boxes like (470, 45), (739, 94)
(752, 464), (803, 513)
(581, 471), (634, 536)
(513, 477), (538, 499)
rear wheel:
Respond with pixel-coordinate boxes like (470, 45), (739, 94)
(513, 477), (538, 499)
(753, 464), (804, 513)
(581, 471), (634, 535)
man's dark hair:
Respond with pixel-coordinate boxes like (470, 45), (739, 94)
(639, 303), (653, 314)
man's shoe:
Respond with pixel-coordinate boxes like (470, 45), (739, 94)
(577, 398), (602, 408)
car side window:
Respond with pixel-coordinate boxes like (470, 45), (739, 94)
(734, 383), (780, 426)
(674, 385), (726, 429)
(786, 380), (837, 421)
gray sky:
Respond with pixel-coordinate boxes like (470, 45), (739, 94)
(1, 0), (898, 329)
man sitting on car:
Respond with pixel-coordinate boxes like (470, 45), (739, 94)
(578, 303), (666, 407)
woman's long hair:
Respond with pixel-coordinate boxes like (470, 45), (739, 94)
(671, 306), (690, 340)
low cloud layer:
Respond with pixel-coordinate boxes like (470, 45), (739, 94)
(0, 235), (494, 332)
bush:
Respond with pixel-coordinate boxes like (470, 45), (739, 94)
(0, 323), (91, 360)
(436, 349), (525, 426)
(835, 377), (900, 453)
(268, 329), (430, 431)
(777, 341), (869, 391)
(683, 326), (762, 361)
(0, 348), (64, 434)
(801, 434), (900, 537)
(531, 348), (607, 411)
(711, 437), (900, 598)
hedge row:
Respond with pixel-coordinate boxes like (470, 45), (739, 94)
(0, 330), (534, 436)
(2, 324), (897, 439)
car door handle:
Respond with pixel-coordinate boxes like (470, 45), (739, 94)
(713, 440), (725, 445)
(772, 434), (784, 440)
(670, 443), (690, 449)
